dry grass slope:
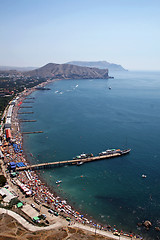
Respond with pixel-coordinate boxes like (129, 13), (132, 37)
(0, 214), (113, 240)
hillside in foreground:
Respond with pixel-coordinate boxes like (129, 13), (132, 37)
(0, 214), (112, 240)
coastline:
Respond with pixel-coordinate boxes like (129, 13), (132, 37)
(0, 79), (143, 240)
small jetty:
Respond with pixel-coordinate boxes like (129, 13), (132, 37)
(19, 120), (37, 122)
(17, 149), (131, 171)
(19, 106), (33, 108)
(24, 97), (35, 99)
(22, 131), (43, 134)
(23, 101), (34, 103)
(18, 112), (34, 114)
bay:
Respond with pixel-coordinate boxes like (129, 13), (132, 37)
(19, 71), (160, 239)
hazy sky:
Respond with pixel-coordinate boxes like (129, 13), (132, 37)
(0, 0), (160, 70)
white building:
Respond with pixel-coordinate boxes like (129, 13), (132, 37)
(0, 187), (16, 203)
(5, 118), (11, 129)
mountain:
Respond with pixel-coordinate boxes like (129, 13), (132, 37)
(24, 63), (110, 79)
(66, 61), (127, 71)
(0, 66), (37, 71)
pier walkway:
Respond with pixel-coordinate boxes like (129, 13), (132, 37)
(19, 120), (37, 122)
(18, 112), (34, 114)
(17, 149), (130, 171)
(19, 106), (33, 108)
(22, 131), (43, 134)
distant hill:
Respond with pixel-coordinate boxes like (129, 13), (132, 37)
(0, 66), (37, 72)
(24, 63), (110, 79)
(66, 61), (127, 71)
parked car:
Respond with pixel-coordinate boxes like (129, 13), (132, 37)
(39, 214), (46, 220)
(48, 209), (54, 214)
(35, 207), (40, 213)
(54, 211), (59, 216)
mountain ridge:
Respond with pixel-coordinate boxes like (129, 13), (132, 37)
(23, 63), (111, 79)
(66, 61), (127, 71)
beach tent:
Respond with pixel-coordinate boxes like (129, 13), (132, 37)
(26, 190), (32, 196)
(10, 162), (16, 167)
(8, 162), (16, 172)
(17, 202), (23, 208)
(10, 172), (16, 178)
(21, 186), (30, 192)
(33, 216), (40, 223)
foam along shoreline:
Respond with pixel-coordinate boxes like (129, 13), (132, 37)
(0, 80), (143, 240)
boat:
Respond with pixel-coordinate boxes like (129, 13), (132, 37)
(73, 153), (93, 160)
(73, 155), (81, 160)
(56, 180), (62, 184)
(109, 87), (111, 90)
(99, 149), (116, 156)
(77, 161), (84, 166)
(80, 153), (87, 158)
(120, 149), (131, 155)
(142, 174), (147, 178)
(99, 149), (131, 156)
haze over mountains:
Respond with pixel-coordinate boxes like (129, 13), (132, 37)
(0, 66), (36, 71)
(66, 61), (127, 71)
(0, 60), (127, 72)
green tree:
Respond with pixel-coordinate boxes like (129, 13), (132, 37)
(0, 175), (7, 187)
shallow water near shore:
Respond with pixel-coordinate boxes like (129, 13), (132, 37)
(20, 71), (160, 239)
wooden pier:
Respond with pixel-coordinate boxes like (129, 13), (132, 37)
(23, 101), (34, 103)
(22, 131), (43, 134)
(18, 112), (34, 114)
(24, 97), (35, 99)
(19, 106), (33, 108)
(17, 149), (131, 171)
(19, 120), (37, 122)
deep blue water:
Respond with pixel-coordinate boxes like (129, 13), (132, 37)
(19, 71), (160, 239)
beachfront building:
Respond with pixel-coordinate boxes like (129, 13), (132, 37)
(5, 128), (11, 141)
(0, 187), (16, 203)
(4, 104), (14, 129)
(7, 105), (13, 118)
(8, 162), (16, 172)
(5, 118), (11, 129)
(0, 149), (4, 159)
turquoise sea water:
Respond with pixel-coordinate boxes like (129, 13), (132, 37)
(20, 71), (160, 239)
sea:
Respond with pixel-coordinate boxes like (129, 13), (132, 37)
(19, 71), (160, 239)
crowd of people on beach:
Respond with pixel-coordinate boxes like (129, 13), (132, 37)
(1, 87), (144, 239)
